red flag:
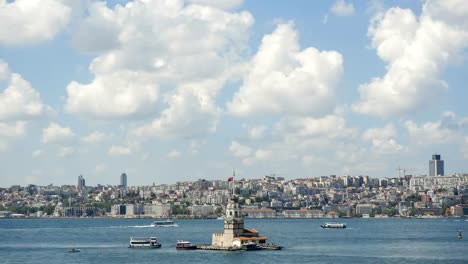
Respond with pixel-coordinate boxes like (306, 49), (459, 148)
(227, 177), (234, 182)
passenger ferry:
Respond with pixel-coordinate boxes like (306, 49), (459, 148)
(176, 240), (197, 250)
(320, 222), (346, 229)
(152, 219), (176, 227)
(128, 237), (161, 248)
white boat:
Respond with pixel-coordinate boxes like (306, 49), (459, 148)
(68, 248), (80, 253)
(128, 237), (161, 248)
(176, 240), (197, 250)
(320, 222), (346, 229)
(152, 219), (176, 227)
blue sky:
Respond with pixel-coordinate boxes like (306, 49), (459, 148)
(0, 0), (467, 187)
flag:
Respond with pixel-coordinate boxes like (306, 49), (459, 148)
(227, 176), (234, 182)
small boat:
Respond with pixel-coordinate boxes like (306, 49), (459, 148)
(320, 222), (346, 229)
(152, 219), (176, 227)
(68, 248), (80, 253)
(176, 240), (197, 250)
(242, 242), (261, 251)
(128, 237), (161, 248)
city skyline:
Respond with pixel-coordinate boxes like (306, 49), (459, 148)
(1, 0), (468, 186)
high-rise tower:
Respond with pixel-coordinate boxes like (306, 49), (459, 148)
(120, 173), (127, 187)
(77, 175), (85, 190)
(429, 154), (444, 176)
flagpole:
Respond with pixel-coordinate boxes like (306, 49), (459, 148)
(232, 169), (235, 196)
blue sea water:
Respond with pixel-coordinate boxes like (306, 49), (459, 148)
(0, 218), (467, 264)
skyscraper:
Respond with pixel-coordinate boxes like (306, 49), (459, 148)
(429, 154), (444, 176)
(77, 175), (85, 190)
(120, 173), (127, 187)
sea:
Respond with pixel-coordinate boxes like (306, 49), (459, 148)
(0, 218), (467, 264)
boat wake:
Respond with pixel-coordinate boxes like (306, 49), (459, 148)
(150, 224), (179, 227)
(126, 225), (155, 228)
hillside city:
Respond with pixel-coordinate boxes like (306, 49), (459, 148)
(1, 154), (468, 219)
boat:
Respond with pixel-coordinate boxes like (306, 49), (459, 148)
(320, 222), (346, 229)
(242, 242), (262, 251)
(152, 219), (176, 227)
(68, 248), (80, 253)
(176, 240), (197, 250)
(128, 237), (161, 248)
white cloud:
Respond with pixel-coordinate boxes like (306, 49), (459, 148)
(275, 115), (354, 141)
(228, 23), (343, 117)
(0, 121), (27, 152)
(57, 146), (74, 158)
(363, 124), (404, 154)
(132, 79), (222, 139)
(32, 149), (43, 158)
(0, 0), (72, 45)
(0, 121), (27, 138)
(242, 148), (272, 166)
(68, 0), (253, 119)
(247, 125), (268, 140)
(0, 61), (51, 120)
(81, 131), (108, 144)
(188, 0), (244, 10)
(42, 123), (75, 144)
(95, 163), (107, 173)
(404, 112), (466, 145)
(108, 145), (132, 156)
(65, 71), (159, 119)
(167, 150), (181, 159)
(353, 2), (468, 117)
(330, 0), (355, 16)
(229, 141), (252, 157)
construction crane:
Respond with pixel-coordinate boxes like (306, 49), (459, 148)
(396, 167), (414, 177)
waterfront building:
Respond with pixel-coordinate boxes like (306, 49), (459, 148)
(355, 204), (373, 215)
(143, 203), (172, 217)
(191, 204), (215, 217)
(429, 154), (444, 176)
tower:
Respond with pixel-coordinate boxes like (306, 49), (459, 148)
(429, 154), (444, 176)
(77, 175), (85, 190)
(120, 173), (127, 187)
(222, 195), (244, 246)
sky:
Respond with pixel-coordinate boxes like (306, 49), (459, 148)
(0, 0), (468, 187)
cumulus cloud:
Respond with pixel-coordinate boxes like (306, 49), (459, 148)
(0, 61), (51, 120)
(330, 0), (355, 16)
(188, 0), (244, 10)
(108, 145), (132, 156)
(57, 146), (74, 158)
(0, 121), (27, 138)
(32, 149), (43, 158)
(42, 123), (75, 144)
(353, 1), (468, 117)
(0, 121), (27, 152)
(228, 23), (343, 117)
(65, 71), (159, 119)
(405, 112), (466, 145)
(247, 125), (268, 140)
(275, 115), (355, 142)
(363, 124), (404, 154)
(0, 0), (72, 45)
(242, 148), (272, 166)
(81, 131), (108, 143)
(229, 141), (252, 157)
(167, 150), (181, 159)
(67, 0), (253, 119)
(132, 79), (222, 139)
